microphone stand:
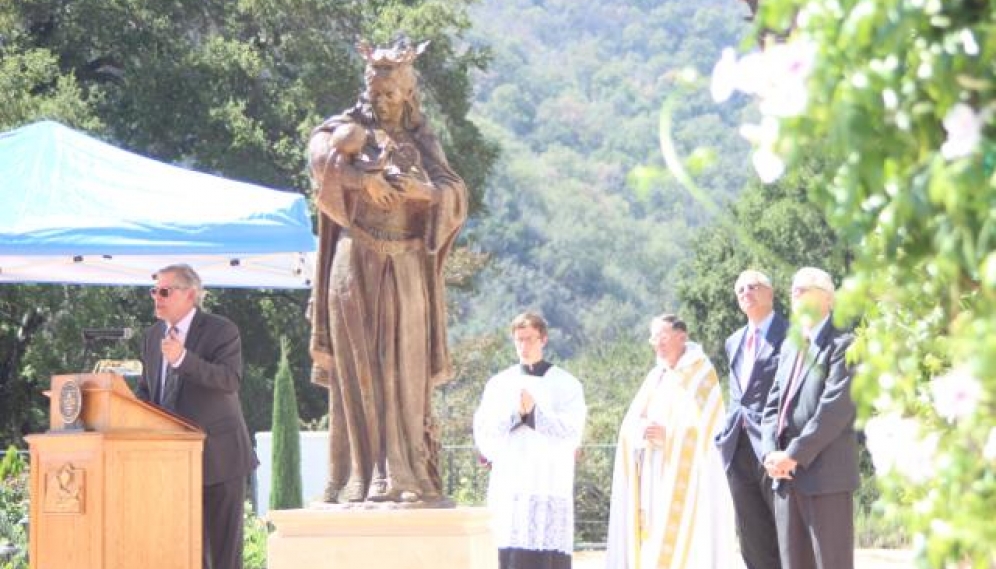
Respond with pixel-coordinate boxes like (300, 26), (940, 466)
(79, 330), (133, 372)
(80, 338), (97, 372)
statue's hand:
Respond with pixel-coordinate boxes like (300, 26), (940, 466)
(388, 172), (437, 203)
(363, 173), (401, 209)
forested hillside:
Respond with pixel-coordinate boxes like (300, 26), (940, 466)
(451, 0), (753, 356)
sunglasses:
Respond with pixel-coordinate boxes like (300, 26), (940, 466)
(735, 282), (766, 295)
(149, 286), (187, 298)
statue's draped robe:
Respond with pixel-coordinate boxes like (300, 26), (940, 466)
(473, 363), (586, 567)
(309, 109), (467, 502)
(605, 344), (741, 569)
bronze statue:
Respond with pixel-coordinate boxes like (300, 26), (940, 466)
(307, 37), (467, 505)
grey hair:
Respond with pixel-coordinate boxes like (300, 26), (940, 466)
(155, 263), (206, 307)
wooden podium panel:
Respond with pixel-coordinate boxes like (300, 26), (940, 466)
(26, 373), (204, 569)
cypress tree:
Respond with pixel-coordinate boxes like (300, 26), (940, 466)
(269, 337), (302, 509)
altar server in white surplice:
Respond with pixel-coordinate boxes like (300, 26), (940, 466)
(605, 313), (742, 569)
(474, 312), (586, 569)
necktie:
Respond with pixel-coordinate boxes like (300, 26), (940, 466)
(777, 337), (809, 436)
(739, 327), (758, 390)
(159, 325), (181, 411)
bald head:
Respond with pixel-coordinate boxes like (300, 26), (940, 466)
(735, 269), (774, 324)
(790, 267), (835, 328)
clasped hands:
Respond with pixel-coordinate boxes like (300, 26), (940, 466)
(763, 451), (797, 480)
(519, 389), (535, 417)
(363, 171), (436, 209)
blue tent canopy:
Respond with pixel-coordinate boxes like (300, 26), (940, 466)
(0, 121), (316, 288)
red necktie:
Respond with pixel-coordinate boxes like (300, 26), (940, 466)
(739, 327), (757, 390)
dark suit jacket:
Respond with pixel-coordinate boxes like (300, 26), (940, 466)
(136, 310), (257, 486)
(760, 315), (858, 495)
(715, 312), (788, 469)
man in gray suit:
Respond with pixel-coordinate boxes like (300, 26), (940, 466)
(761, 267), (857, 569)
(136, 263), (257, 569)
(715, 269), (786, 569)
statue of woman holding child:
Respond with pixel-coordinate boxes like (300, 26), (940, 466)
(307, 37), (467, 505)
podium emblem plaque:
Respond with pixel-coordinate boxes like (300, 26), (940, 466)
(57, 376), (83, 430)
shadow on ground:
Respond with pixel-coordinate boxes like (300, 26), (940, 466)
(573, 549), (913, 568)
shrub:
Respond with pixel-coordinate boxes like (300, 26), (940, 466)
(0, 447), (28, 569)
(270, 337), (303, 510)
(242, 502), (269, 569)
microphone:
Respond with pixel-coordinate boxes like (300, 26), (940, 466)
(82, 327), (134, 341)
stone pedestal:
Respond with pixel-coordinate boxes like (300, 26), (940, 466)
(267, 506), (498, 569)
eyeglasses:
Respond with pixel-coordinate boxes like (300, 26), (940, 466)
(735, 282), (766, 295)
(791, 285), (826, 295)
(149, 286), (187, 298)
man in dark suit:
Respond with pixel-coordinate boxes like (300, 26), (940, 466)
(761, 267), (857, 569)
(136, 263), (257, 569)
(715, 269), (786, 569)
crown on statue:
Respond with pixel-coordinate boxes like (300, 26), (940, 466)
(356, 36), (430, 69)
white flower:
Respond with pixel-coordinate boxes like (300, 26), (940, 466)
(751, 148), (786, 184)
(984, 428), (996, 462)
(864, 413), (937, 484)
(755, 40), (817, 118)
(940, 103), (984, 160)
(710, 48), (739, 103)
(901, 432), (939, 484)
(882, 89), (899, 111)
(741, 117), (785, 183)
(710, 39), (816, 118)
(732, 51), (769, 96)
(959, 29), (979, 56)
(758, 80), (811, 118)
(864, 413), (916, 474)
(710, 38), (819, 184)
(930, 366), (983, 422)
(739, 116), (780, 146)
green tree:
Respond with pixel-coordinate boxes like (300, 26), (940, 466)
(0, 46), (99, 130)
(0, 286), (150, 447)
(269, 337), (302, 510)
(718, 0), (996, 563)
(2, 0), (496, 196)
(675, 157), (849, 375)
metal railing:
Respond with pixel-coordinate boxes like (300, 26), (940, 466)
(440, 443), (616, 548)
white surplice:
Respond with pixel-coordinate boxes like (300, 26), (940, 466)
(605, 343), (741, 569)
(473, 364), (587, 555)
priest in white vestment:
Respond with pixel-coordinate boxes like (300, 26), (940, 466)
(474, 312), (587, 569)
(605, 313), (741, 569)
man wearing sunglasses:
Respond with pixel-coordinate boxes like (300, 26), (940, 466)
(715, 269), (787, 569)
(136, 263), (257, 569)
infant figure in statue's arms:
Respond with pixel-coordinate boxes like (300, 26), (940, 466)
(329, 122), (378, 170)
(324, 122), (429, 209)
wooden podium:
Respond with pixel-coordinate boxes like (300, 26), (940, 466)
(25, 373), (205, 569)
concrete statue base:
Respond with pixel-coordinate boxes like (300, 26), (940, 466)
(267, 505), (498, 569)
